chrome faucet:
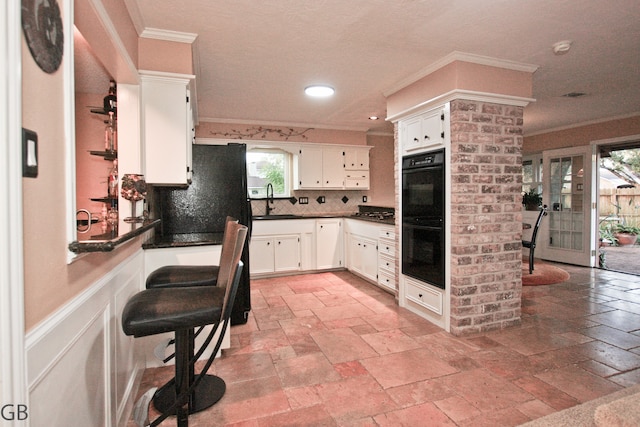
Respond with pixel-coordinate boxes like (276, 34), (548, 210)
(266, 183), (274, 215)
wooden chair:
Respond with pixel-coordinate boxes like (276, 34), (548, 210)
(522, 205), (548, 274)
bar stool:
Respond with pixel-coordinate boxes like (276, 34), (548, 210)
(122, 222), (247, 427)
(147, 217), (238, 365)
(145, 216), (238, 290)
(522, 205), (548, 274)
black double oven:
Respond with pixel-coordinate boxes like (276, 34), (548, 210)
(402, 149), (445, 289)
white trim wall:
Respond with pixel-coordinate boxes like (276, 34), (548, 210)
(25, 251), (145, 427)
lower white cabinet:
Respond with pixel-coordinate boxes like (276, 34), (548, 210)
(250, 235), (300, 274)
(348, 234), (378, 282)
(377, 227), (396, 291)
(316, 219), (343, 269)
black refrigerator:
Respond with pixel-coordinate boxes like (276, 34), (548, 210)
(152, 143), (252, 325)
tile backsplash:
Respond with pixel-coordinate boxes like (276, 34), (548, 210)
(251, 190), (382, 216)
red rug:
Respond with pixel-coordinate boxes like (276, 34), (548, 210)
(522, 259), (570, 286)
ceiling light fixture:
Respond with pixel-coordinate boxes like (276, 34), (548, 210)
(369, 116), (379, 121)
(304, 85), (335, 97)
(552, 40), (572, 55)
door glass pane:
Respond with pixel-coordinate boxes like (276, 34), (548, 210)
(548, 155), (585, 250)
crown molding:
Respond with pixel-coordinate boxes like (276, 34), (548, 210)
(140, 28), (198, 44)
(386, 89), (536, 123)
(384, 51), (538, 97)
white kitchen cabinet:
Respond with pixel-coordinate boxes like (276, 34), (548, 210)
(344, 171), (370, 189)
(250, 236), (276, 274)
(401, 106), (446, 155)
(249, 235), (300, 274)
(343, 146), (370, 170)
(348, 234), (378, 282)
(274, 235), (301, 272)
(377, 227), (396, 292)
(316, 219), (343, 269)
(294, 145), (344, 189)
(141, 71), (195, 185)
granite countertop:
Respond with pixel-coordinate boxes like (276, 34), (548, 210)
(143, 232), (225, 249)
(142, 213), (395, 251)
(252, 213), (395, 225)
(69, 219), (160, 253)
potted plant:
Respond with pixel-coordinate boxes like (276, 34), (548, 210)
(613, 223), (640, 246)
(599, 223), (618, 247)
(522, 189), (542, 211)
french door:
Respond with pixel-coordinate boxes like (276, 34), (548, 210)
(542, 146), (596, 266)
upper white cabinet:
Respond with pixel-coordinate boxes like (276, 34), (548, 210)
(343, 146), (371, 189)
(141, 71), (195, 185)
(344, 147), (370, 170)
(401, 106), (446, 155)
(316, 219), (343, 270)
(294, 144), (371, 190)
(294, 145), (344, 189)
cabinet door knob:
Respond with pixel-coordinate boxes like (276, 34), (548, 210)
(413, 137), (419, 142)
(418, 293), (423, 298)
(424, 135), (430, 140)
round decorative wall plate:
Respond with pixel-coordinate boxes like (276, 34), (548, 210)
(21, 0), (64, 73)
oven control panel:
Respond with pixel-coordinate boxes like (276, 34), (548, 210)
(402, 149), (444, 170)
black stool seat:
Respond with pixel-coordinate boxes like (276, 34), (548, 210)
(146, 265), (219, 289)
(123, 286), (225, 338)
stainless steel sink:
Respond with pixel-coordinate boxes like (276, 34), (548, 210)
(252, 214), (303, 220)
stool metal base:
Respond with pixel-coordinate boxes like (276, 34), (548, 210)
(152, 374), (226, 415)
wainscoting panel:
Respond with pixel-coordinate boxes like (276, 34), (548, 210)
(26, 250), (145, 427)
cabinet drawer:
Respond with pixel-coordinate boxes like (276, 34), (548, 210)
(378, 271), (396, 291)
(344, 172), (370, 189)
(378, 253), (395, 275)
(379, 228), (395, 241)
(405, 278), (443, 315)
(378, 241), (395, 257)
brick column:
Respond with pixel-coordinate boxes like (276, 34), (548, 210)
(449, 99), (524, 335)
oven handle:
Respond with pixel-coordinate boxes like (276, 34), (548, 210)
(402, 223), (443, 231)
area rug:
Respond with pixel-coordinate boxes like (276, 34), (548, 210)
(522, 259), (570, 286)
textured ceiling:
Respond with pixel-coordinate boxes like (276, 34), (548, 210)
(78, 0), (640, 135)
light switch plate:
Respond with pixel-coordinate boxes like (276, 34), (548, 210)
(299, 197), (309, 204)
(22, 128), (38, 178)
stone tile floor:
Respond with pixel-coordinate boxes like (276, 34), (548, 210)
(131, 264), (640, 426)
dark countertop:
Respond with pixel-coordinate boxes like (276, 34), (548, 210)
(142, 214), (395, 251)
(69, 219), (160, 253)
(252, 213), (395, 226)
(143, 232), (225, 249)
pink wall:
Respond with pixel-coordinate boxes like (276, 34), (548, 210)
(138, 38), (194, 75)
(523, 116), (640, 154)
(196, 121), (367, 145)
(74, 0), (138, 83)
(366, 133), (395, 207)
(22, 0), (140, 330)
(387, 61), (533, 118)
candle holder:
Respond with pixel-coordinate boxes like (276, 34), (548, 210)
(121, 174), (147, 223)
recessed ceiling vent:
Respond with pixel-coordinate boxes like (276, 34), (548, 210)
(562, 92), (586, 98)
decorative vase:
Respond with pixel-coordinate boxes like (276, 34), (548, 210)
(121, 174), (147, 223)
